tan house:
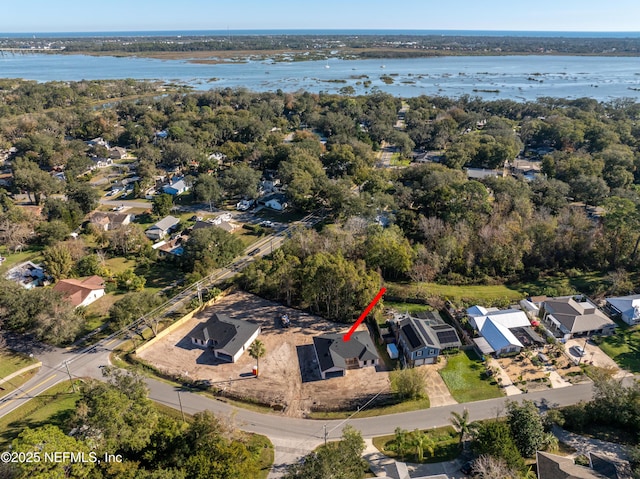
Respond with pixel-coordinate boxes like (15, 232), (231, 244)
(89, 212), (132, 231)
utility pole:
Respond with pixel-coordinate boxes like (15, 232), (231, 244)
(177, 391), (185, 423)
(323, 424), (328, 446)
(64, 361), (76, 392)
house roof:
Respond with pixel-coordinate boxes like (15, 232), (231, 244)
(313, 331), (378, 373)
(466, 305), (488, 317)
(191, 313), (260, 357)
(398, 316), (461, 351)
(537, 452), (609, 479)
(471, 309), (531, 331)
(90, 212), (130, 227)
(164, 179), (187, 192)
(590, 453), (631, 479)
(606, 295), (640, 319)
(544, 297), (615, 334)
(479, 318), (523, 352)
(52, 276), (104, 307)
(149, 215), (180, 232)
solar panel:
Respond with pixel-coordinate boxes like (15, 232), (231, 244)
(402, 325), (422, 349)
(436, 330), (460, 345)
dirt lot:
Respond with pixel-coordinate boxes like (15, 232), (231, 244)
(136, 292), (391, 417)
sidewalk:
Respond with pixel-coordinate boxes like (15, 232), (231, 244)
(486, 357), (521, 396)
(552, 425), (631, 461)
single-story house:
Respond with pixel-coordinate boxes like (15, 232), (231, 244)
(605, 294), (640, 326)
(468, 308), (533, 357)
(52, 276), (105, 308)
(541, 296), (617, 339)
(4, 261), (47, 289)
(536, 451), (629, 479)
(191, 218), (238, 234)
(87, 137), (109, 148)
(190, 313), (260, 363)
(163, 179), (189, 196)
(394, 314), (461, 366)
(152, 235), (186, 258)
(89, 212), (132, 232)
(258, 192), (288, 211)
(464, 167), (506, 180)
(109, 146), (127, 160)
(312, 331), (379, 380)
(145, 215), (180, 241)
(91, 157), (113, 169)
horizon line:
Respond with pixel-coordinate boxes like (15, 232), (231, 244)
(2, 28), (640, 36)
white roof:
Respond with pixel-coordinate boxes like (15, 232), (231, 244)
(479, 319), (523, 352)
(467, 305), (488, 317)
(471, 309), (530, 330)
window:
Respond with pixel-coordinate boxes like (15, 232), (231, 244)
(416, 351), (422, 357)
(429, 349), (436, 355)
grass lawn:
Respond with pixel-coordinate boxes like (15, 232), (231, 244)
(0, 246), (44, 275)
(512, 270), (608, 298)
(233, 227), (263, 247)
(372, 425), (461, 464)
(385, 301), (432, 315)
(104, 256), (137, 275)
(255, 208), (306, 224)
(390, 153), (411, 167)
(386, 281), (524, 306)
(308, 398), (430, 420)
(595, 324), (640, 373)
(439, 350), (503, 403)
(0, 350), (39, 379)
(0, 380), (81, 449)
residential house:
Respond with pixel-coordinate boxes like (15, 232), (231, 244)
(190, 313), (260, 363)
(467, 307), (541, 357)
(91, 157), (113, 169)
(192, 217), (238, 234)
(87, 137), (109, 148)
(393, 313), (461, 366)
(464, 167), (506, 180)
(312, 331), (379, 379)
(152, 235), (186, 258)
(540, 296), (617, 340)
(109, 147), (127, 160)
(145, 215), (180, 241)
(163, 178), (189, 196)
(258, 192), (288, 211)
(383, 462), (448, 479)
(5, 261), (47, 289)
(89, 212), (132, 232)
(536, 451), (630, 479)
(605, 294), (640, 326)
(52, 276), (105, 308)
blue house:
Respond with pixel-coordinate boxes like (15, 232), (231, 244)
(394, 314), (461, 366)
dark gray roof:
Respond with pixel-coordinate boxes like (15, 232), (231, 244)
(191, 313), (260, 356)
(313, 332), (378, 373)
(589, 453), (631, 479)
(398, 316), (461, 351)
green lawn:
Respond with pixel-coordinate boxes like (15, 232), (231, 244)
(595, 324), (640, 373)
(439, 350), (503, 403)
(0, 246), (44, 275)
(308, 398), (430, 420)
(386, 281), (524, 307)
(385, 301), (432, 315)
(372, 425), (461, 464)
(0, 380), (81, 449)
(0, 350), (39, 379)
(390, 153), (411, 167)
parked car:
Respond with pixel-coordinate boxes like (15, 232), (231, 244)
(248, 248), (260, 256)
(280, 313), (290, 328)
(573, 345), (586, 357)
(460, 460), (477, 476)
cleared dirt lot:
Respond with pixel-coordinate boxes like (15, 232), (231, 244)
(137, 291), (391, 417)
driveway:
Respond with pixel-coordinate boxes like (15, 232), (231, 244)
(486, 357), (522, 396)
(564, 338), (629, 378)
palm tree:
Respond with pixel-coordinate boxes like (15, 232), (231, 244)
(410, 430), (434, 462)
(450, 408), (478, 451)
(248, 339), (266, 377)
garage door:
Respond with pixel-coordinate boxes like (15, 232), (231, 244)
(216, 352), (233, 362)
(325, 370), (344, 379)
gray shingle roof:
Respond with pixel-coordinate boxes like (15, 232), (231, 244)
(191, 313), (260, 357)
(149, 215), (180, 232)
(313, 331), (378, 373)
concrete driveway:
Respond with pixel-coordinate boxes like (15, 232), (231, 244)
(564, 338), (629, 378)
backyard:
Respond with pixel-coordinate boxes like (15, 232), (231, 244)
(438, 350), (503, 403)
(372, 425), (461, 464)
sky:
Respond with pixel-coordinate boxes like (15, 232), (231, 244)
(2, 0), (640, 33)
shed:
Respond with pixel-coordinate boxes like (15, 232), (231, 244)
(387, 343), (399, 360)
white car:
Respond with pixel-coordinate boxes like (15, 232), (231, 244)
(260, 220), (274, 227)
(573, 345), (586, 357)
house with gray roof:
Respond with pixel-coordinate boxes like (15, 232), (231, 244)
(537, 451), (630, 479)
(312, 331), (379, 379)
(394, 313), (461, 366)
(163, 178), (189, 196)
(541, 296), (616, 340)
(190, 313), (260, 363)
(145, 215), (180, 241)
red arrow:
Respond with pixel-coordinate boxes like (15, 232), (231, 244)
(343, 287), (387, 342)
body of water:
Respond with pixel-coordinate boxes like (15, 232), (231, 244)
(1, 53), (639, 101)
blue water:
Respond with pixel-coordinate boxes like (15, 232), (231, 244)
(1, 29), (640, 38)
(1, 52), (639, 101)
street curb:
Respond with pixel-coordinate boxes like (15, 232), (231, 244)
(0, 362), (42, 386)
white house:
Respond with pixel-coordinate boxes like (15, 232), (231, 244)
(190, 313), (260, 363)
(146, 215), (180, 241)
(468, 307), (537, 357)
(606, 295), (640, 326)
(259, 193), (288, 211)
(52, 276), (105, 308)
(163, 179), (189, 196)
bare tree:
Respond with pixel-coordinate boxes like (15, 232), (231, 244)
(472, 454), (520, 479)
